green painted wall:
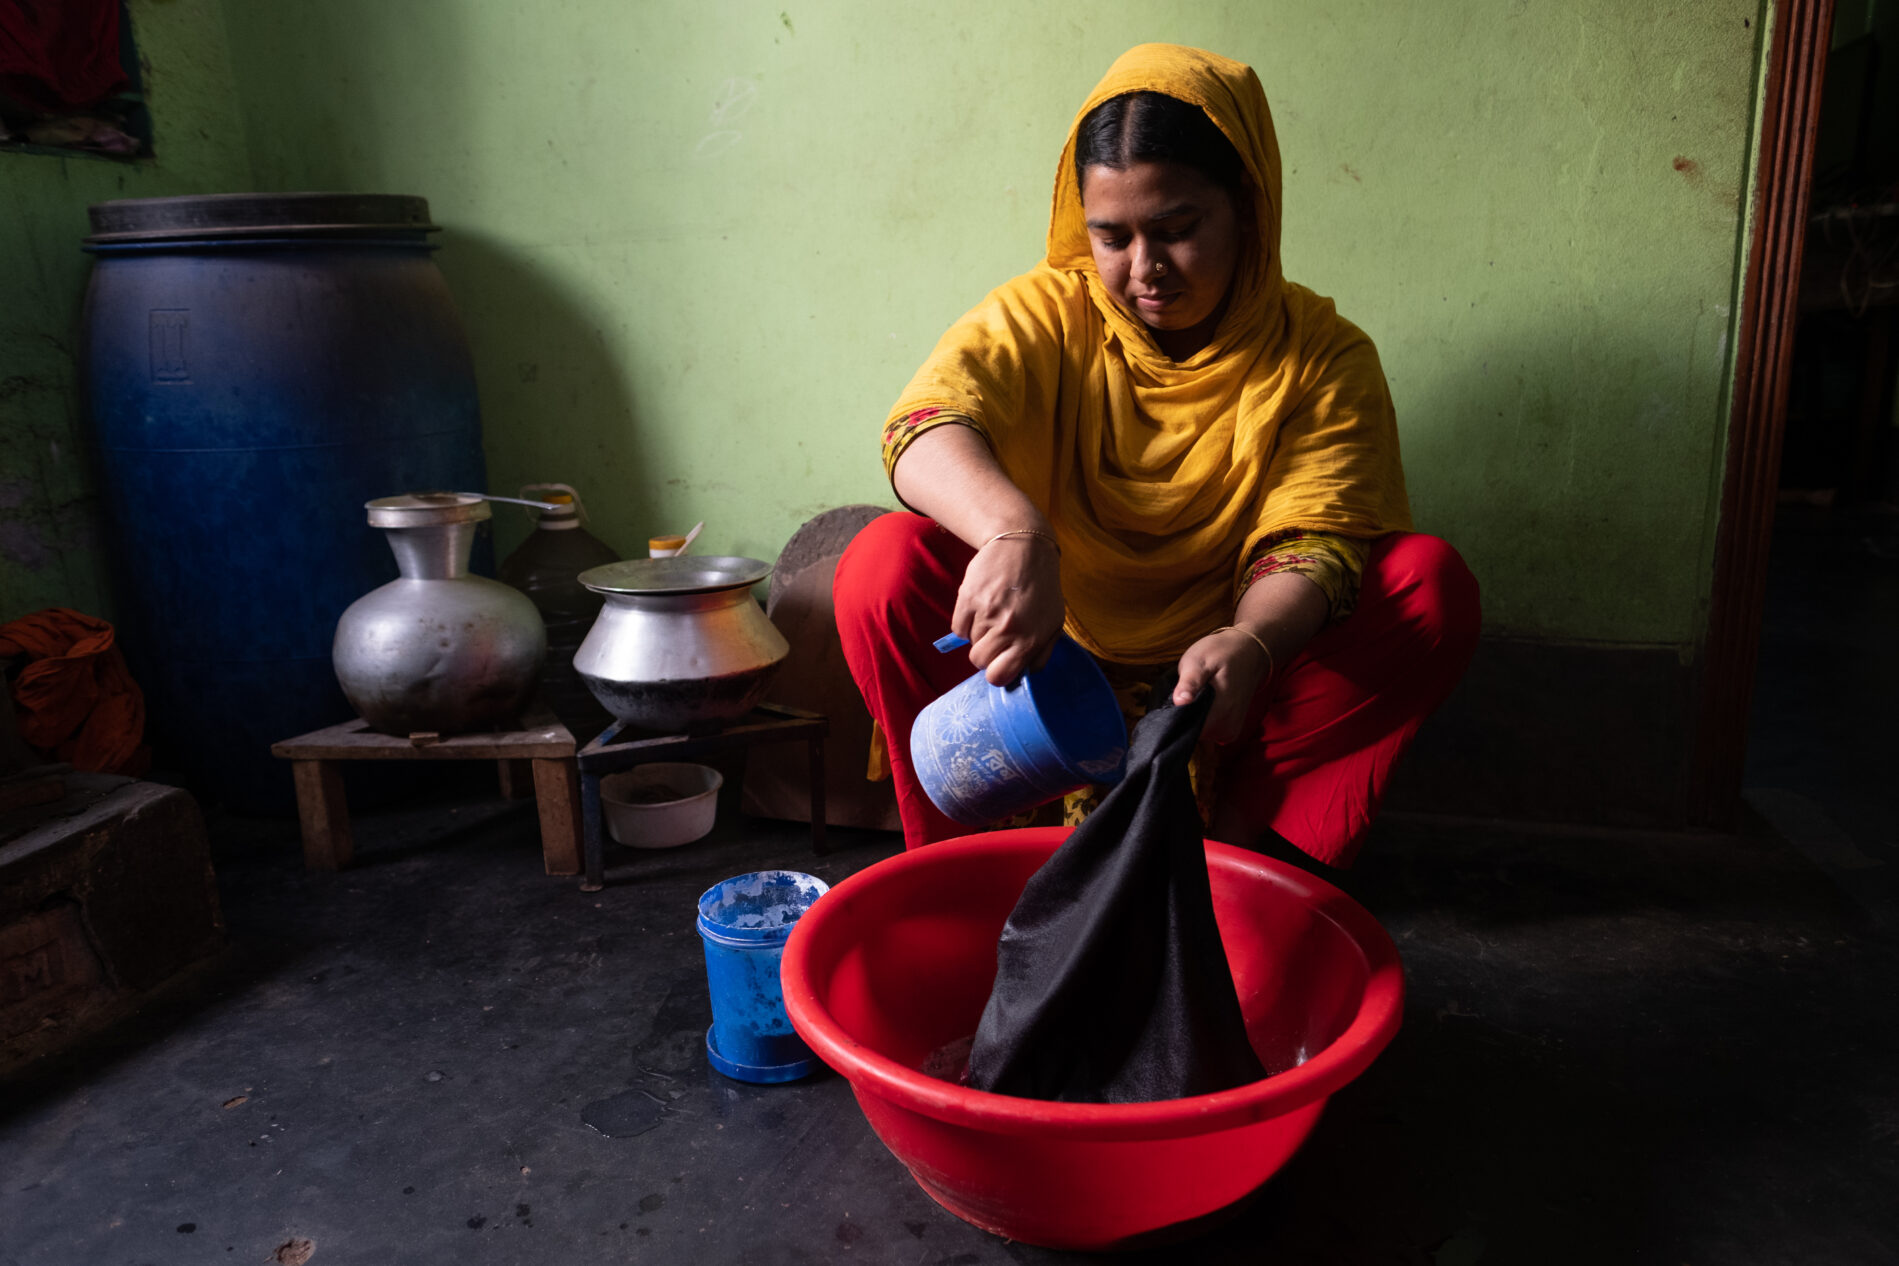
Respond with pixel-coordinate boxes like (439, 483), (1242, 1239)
(0, 0), (254, 621)
(10, 1), (1766, 654)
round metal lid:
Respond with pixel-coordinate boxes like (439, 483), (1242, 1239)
(85, 193), (438, 244)
(365, 492), (490, 528)
(579, 556), (773, 596)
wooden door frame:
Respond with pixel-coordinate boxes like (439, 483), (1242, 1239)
(1690, 0), (1836, 826)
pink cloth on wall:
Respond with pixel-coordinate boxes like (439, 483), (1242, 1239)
(0, 0), (127, 113)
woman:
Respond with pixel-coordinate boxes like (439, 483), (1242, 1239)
(834, 43), (1479, 869)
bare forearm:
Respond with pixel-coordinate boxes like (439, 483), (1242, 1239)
(891, 423), (1050, 547)
(1171, 570), (1327, 737)
(1231, 570), (1328, 672)
(890, 422), (1063, 683)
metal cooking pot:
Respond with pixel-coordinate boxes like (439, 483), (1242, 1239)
(573, 556), (789, 732)
(332, 492), (546, 735)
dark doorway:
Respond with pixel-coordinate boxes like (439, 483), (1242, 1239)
(1742, 0), (1899, 915)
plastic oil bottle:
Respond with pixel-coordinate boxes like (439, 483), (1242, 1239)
(499, 484), (621, 739)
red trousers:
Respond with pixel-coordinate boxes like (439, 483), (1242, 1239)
(833, 514), (1480, 867)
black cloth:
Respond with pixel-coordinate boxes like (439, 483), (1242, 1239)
(965, 690), (1267, 1102)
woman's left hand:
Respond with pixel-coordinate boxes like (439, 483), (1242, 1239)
(1172, 628), (1272, 744)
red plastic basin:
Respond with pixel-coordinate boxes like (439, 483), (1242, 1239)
(780, 827), (1404, 1251)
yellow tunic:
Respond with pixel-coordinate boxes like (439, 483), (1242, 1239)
(882, 43), (1411, 664)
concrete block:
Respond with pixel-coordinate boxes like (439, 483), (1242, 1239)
(0, 777), (223, 1070)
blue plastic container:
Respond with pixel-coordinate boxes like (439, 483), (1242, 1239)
(81, 194), (488, 812)
(911, 634), (1128, 826)
(696, 870), (830, 1083)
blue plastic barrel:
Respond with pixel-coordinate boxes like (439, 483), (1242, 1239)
(911, 635), (1128, 826)
(81, 194), (489, 812)
(696, 870), (830, 1083)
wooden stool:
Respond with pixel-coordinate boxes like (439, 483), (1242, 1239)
(578, 702), (828, 891)
(271, 710), (582, 875)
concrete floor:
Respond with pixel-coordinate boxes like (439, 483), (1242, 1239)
(1, 797), (1892, 1264)
(1, 510), (1894, 1264)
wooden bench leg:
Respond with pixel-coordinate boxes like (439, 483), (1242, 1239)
(531, 757), (582, 876)
(497, 758), (534, 800)
(291, 760), (353, 871)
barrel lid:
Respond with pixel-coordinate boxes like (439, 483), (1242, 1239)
(366, 492), (490, 529)
(86, 193), (438, 244)
(580, 556), (772, 596)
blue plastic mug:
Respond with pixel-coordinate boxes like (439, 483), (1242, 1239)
(911, 634), (1128, 826)
(696, 870), (830, 1083)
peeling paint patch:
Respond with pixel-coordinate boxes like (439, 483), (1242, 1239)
(0, 374), (48, 402)
(0, 521), (52, 569)
(694, 131), (742, 159)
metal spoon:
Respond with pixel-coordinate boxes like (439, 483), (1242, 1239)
(458, 492), (562, 512)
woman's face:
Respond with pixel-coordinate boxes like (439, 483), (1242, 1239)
(1080, 160), (1243, 356)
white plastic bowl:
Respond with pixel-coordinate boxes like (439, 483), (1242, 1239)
(599, 762), (722, 848)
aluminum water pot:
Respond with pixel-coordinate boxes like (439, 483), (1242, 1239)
(573, 557), (788, 731)
(333, 493), (547, 734)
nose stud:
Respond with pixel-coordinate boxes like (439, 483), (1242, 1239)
(1151, 261), (1167, 278)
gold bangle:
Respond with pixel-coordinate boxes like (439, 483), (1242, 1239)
(1212, 625), (1275, 681)
(980, 528), (1061, 555)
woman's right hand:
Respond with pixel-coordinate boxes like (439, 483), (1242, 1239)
(889, 422), (1065, 683)
(953, 534), (1065, 685)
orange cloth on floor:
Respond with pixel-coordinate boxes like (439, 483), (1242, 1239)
(0, 607), (149, 776)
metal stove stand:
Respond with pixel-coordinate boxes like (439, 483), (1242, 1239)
(577, 702), (827, 891)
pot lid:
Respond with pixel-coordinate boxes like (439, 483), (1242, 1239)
(580, 556), (772, 596)
(365, 492), (491, 528)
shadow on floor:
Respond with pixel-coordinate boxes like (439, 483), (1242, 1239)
(1, 780), (1893, 1264)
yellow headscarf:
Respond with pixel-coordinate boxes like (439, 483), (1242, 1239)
(887, 43), (1411, 663)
